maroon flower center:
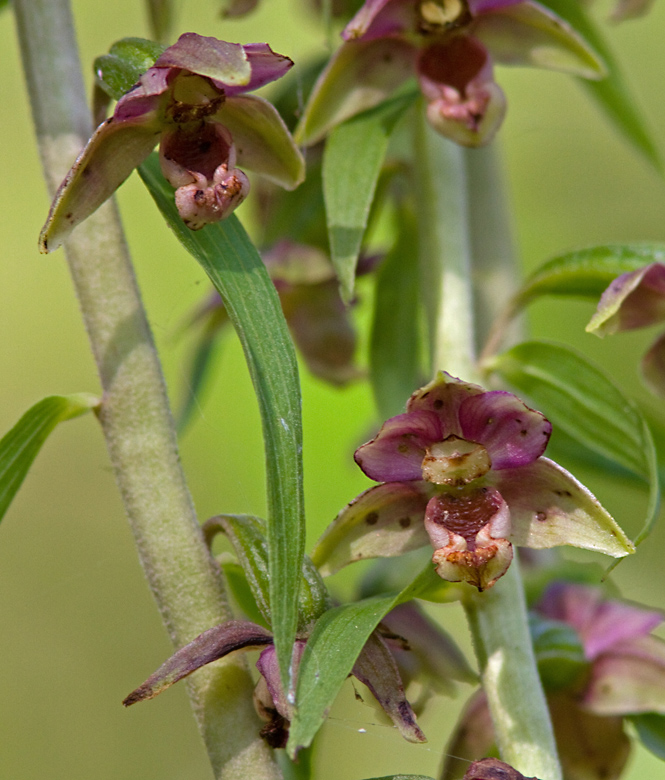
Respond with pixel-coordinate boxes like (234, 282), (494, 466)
(418, 36), (487, 93)
(426, 488), (502, 550)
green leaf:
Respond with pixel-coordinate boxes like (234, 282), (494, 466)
(511, 244), (665, 313)
(538, 0), (660, 168)
(287, 564), (439, 757)
(489, 341), (660, 550)
(323, 91), (417, 301)
(139, 154), (305, 693)
(219, 560), (269, 627)
(0, 394), (98, 524)
(370, 204), (424, 419)
(94, 37), (166, 101)
(529, 614), (589, 691)
(363, 776), (435, 780)
(629, 713), (665, 761)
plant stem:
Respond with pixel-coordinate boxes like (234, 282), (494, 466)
(413, 121), (561, 779)
(413, 109), (476, 380)
(13, 2), (280, 777)
(464, 558), (562, 780)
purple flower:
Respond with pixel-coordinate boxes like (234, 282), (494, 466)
(587, 261), (665, 396)
(297, 0), (604, 146)
(122, 617), (425, 748)
(443, 583), (665, 780)
(312, 372), (632, 590)
(40, 33), (304, 252)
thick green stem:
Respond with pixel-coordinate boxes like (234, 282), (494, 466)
(413, 109), (476, 380)
(464, 558), (562, 780)
(13, 2), (280, 777)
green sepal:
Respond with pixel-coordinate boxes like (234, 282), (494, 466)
(529, 613), (589, 692)
(488, 341), (659, 551)
(629, 713), (665, 761)
(139, 153), (305, 693)
(538, 0), (660, 169)
(323, 90), (418, 301)
(94, 38), (166, 101)
(0, 394), (98, 526)
(287, 564), (441, 757)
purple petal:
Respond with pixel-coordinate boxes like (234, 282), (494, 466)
(355, 410), (443, 481)
(352, 631), (426, 743)
(154, 33), (252, 87)
(588, 263), (665, 335)
(583, 635), (665, 715)
(609, 0), (655, 21)
(256, 641), (307, 720)
(219, 95), (305, 189)
(497, 458), (634, 558)
(39, 115), (161, 253)
(232, 43), (294, 94)
(310, 482), (432, 576)
(407, 372), (485, 439)
(295, 36), (417, 146)
(115, 69), (173, 117)
(472, 0), (605, 78)
(342, 0), (414, 41)
(123, 620), (273, 706)
(458, 390), (551, 469)
(642, 330), (665, 397)
(537, 582), (663, 659)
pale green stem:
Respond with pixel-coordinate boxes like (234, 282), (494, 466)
(13, 2), (280, 777)
(413, 109), (476, 380)
(413, 120), (561, 778)
(464, 558), (562, 780)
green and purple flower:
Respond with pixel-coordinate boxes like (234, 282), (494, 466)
(312, 372), (632, 590)
(40, 33), (304, 252)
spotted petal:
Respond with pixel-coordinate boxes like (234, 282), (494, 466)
(473, 0), (606, 78)
(458, 390), (551, 469)
(220, 95), (305, 189)
(39, 115), (161, 253)
(310, 481), (432, 576)
(497, 457), (634, 557)
(342, 0), (415, 41)
(152, 33), (253, 87)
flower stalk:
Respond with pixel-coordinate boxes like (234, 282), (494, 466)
(13, 1), (280, 777)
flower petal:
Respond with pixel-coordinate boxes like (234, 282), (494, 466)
(39, 116), (161, 253)
(263, 241), (336, 286)
(352, 631), (426, 743)
(642, 331), (665, 397)
(310, 482), (432, 576)
(584, 635), (665, 715)
(220, 95), (305, 189)
(537, 582), (663, 659)
(498, 457), (634, 557)
(407, 371), (484, 438)
(587, 263), (665, 335)
(473, 0), (606, 78)
(256, 641), (307, 720)
(295, 37), (417, 146)
(342, 0), (414, 41)
(230, 43), (295, 94)
(458, 390), (551, 469)
(153, 33), (253, 87)
(122, 620), (273, 706)
(355, 410), (443, 481)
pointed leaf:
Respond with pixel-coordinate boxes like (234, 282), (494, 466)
(323, 91), (417, 300)
(94, 38), (166, 101)
(287, 564), (439, 756)
(139, 154), (305, 693)
(510, 244), (665, 314)
(370, 205), (423, 419)
(538, 0), (660, 168)
(629, 713), (665, 761)
(219, 560), (269, 627)
(489, 341), (659, 549)
(0, 394), (98, 525)
(221, 95), (305, 190)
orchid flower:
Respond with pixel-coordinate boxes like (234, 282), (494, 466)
(587, 262), (665, 396)
(122, 616), (426, 748)
(311, 372), (632, 590)
(39, 33), (304, 252)
(443, 582), (665, 780)
(297, 0), (605, 146)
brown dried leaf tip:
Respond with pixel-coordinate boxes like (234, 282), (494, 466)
(463, 758), (539, 780)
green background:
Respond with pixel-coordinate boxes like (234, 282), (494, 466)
(1, 0), (665, 778)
